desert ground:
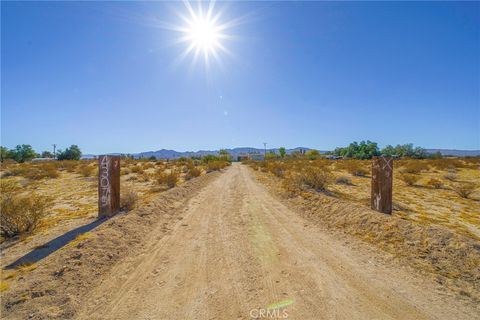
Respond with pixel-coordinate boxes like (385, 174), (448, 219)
(1, 159), (479, 319)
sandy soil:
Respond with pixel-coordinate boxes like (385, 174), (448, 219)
(2, 164), (479, 319)
(75, 163), (478, 319)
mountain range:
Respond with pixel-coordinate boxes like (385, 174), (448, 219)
(81, 147), (480, 159)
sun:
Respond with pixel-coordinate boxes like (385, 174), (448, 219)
(185, 15), (221, 53)
(175, 1), (233, 65)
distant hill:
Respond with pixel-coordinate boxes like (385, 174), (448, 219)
(134, 147), (322, 160)
(81, 147), (479, 160)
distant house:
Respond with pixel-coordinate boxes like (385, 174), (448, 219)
(237, 153), (250, 162)
(250, 153), (264, 161)
(236, 153), (264, 161)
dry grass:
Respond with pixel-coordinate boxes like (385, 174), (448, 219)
(0, 159), (207, 244)
(121, 187), (138, 211)
(251, 163), (480, 299)
(77, 165), (95, 177)
(247, 158), (480, 241)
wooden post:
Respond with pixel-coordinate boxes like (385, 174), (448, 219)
(98, 155), (120, 218)
(371, 156), (393, 214)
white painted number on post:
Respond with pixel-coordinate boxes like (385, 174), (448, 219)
(100, 156), (110, 207)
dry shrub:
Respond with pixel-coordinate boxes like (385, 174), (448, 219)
(266, 161), (286, 178)
(139, 172), (150, 182)
(336, 175), (352, 185)
(399, 161), (429, 174)
(23, 164), (59, 180)
(298, 167), (332, 192)
(399, 173), (419, 186)
(185, 166), (202, 180)
(121, 167), (131, 175)
(58, 161), (78, 172)
(444, 173), (457, 182)
(130, 165), (144, 174)
(78, 165), (95, 177)
(206, 161), (228, 172)
(155, 170), (179, 188)
(0, 180), (52, 238)
(426, 178), (443, 189)
(121, 187), (138, 211)
(452, 183), (476, 199)
(281, 175), (301, 196)
(142, 162), (155, 170)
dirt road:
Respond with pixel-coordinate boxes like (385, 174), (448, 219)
(77, 163), (477, 320)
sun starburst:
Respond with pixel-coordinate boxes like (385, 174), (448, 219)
(175, 1), (232, 66)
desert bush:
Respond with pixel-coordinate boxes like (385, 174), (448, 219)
(399, 174), (419, 186)
(121, 187), (138, 211)
(399, 161), (429, 174)
(281, 175), (303, 196)
(0, 180), (52, 238)
(452, 183), (476, 199)
(121, 167), (131, 175)
(58, 161), (78, 172)
(23, 164), (59, 180)
(298, 167), (332, 192)
(426, 178), (443, 189)
(185, 166), (202, 180)
(206, 161), (228, 172)
(335, 176), (352, 185)
(443, 173), (457, 182)
(130, 165), (144, 174)
(266, 161), (286, 178)
(142, 162), (155, 170)
(155, 170), (179, 188)
(78, 165), (95, 177)
(139, 172), (150, 182)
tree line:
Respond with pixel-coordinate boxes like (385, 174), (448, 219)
(0, 144), (82, 162)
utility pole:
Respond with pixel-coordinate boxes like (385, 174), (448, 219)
(52, 144), (56, 159)
(263, 142), (267, 160)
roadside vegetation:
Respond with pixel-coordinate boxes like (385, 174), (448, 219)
(0, 145), (231, 242)
(246, 156), (480, 240)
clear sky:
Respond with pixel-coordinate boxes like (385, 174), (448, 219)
(2, 1), (479, 154)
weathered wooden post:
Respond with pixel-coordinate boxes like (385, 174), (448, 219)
(98, 155), (120, 218)
(371, 156), (393, 214)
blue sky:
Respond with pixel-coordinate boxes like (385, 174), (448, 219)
(2, 1), (479, 154)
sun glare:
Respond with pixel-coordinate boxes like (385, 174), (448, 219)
(186, 17), (220, 52)
(175, 1), (233, 66)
